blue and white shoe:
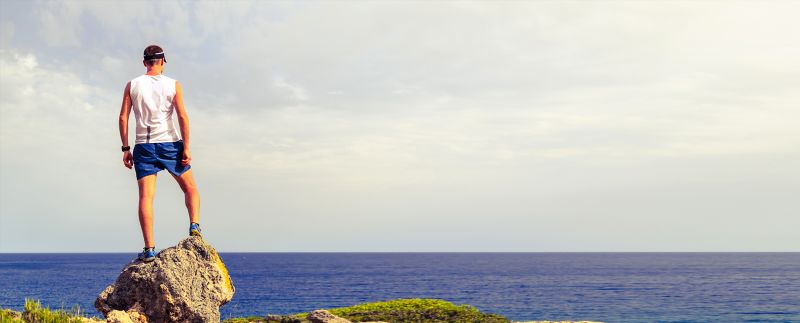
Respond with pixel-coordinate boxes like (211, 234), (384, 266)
(189, 222), (202, 237)
(138, 247), (156, 262)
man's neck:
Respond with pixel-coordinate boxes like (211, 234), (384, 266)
(146, 70), (161, 76)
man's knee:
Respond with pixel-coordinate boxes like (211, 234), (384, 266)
(175, 172), (197, 194)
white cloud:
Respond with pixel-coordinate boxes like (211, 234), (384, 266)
(193, 1), (257, 37)
(272, 77), (309, 101)
(36, 1), (82, 47)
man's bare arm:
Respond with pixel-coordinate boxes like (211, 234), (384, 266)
(119, 82), (134, 169)
(173, 81), (192, 166)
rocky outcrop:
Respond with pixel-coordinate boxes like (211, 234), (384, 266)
(307, 309), (352, 323)
(95, 237), (235, 323)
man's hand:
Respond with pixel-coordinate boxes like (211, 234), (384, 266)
(182, 149), (192, 166)
(123, 151), (133, 169)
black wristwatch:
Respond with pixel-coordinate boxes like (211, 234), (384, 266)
(121, 146), (131, 152)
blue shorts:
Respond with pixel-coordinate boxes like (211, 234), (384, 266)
(133, 140), (191, 180)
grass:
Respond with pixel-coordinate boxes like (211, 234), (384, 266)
(221, 298), (510, 323)
(0, 308), (24, 323)
(324, 298), (509, 323)
(0, 298), (100, 323)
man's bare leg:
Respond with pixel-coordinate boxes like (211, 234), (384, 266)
(171, 169), (199, 224)
(137, 174), (157, 248)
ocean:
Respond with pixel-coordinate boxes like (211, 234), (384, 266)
(1, 252), (798, 322)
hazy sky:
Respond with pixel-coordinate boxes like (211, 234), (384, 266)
(1, 1), (798, 252)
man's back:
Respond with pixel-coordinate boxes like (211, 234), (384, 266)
(129, 74), (180, 144)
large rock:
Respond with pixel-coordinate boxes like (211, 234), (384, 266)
(95, 237), (235, 323)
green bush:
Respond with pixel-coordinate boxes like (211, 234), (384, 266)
(221, 298), (509, 323)
(19, 298), (90, 323)
(322, 298), (510, 323)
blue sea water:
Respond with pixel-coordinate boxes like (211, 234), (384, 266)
(0, 253), (798, 322)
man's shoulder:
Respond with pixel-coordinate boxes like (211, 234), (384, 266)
(161, 74), (178, 82)
(129, 74), (147, 83)
(129, 74), (177, 81)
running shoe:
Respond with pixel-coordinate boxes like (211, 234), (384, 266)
(138, 247), (156, 262)
(189, 222), (202, 237)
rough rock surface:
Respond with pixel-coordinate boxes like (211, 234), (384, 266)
(106, 310), (134, 323)
(306, 310), (352, 323)
(106, 310), (148, 323)
(95, 237), (235, 323)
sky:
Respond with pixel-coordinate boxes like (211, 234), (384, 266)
(0, 1), (798, 252)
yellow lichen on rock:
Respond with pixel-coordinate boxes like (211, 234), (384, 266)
(211, 246), (234, 293)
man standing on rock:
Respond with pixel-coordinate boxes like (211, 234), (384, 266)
(118, 45), (202, 262)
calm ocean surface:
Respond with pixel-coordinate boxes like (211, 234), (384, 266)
(0, 253), (798, 322)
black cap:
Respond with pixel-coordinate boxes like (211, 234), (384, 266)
(143, 51), (166, 63)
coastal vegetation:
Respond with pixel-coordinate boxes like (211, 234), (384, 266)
(2, 298), (509, 323)
(222, 298), (510, 322)
(0, 298), (99, 323)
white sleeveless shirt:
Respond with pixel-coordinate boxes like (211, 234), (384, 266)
(129, 74), (181, 144)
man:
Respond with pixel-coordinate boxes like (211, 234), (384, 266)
(118, 45), (202, 262)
